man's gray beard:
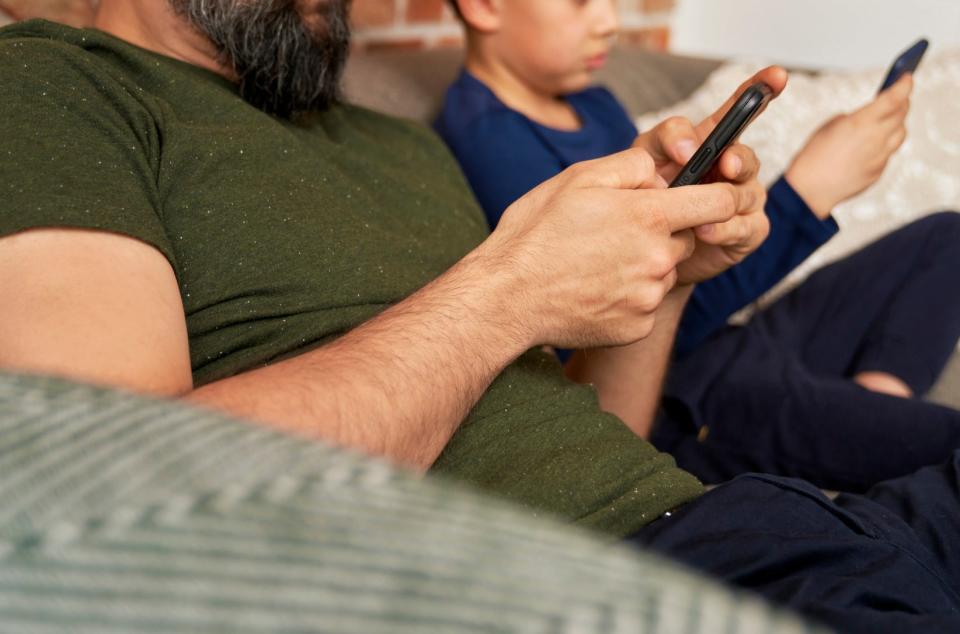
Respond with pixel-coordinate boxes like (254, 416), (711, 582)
(169, 0), (351, 118)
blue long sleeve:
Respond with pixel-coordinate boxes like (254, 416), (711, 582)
(675, 177), (839, 356)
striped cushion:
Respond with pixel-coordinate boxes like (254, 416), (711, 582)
(0, 372), (829, 633)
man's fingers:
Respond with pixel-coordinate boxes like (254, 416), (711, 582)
(696, 66), (788, 138)
(644, 183), (739, 233)
(569, 147), (660, 190)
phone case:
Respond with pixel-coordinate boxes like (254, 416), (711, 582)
(669, 83), (774, 188)
(879, 38), (929, 93)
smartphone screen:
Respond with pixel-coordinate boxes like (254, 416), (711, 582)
(669, 83), (774, 188)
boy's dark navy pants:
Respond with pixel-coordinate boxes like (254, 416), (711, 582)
(652, 212), (960, 492)
(629, 452), (960, 633)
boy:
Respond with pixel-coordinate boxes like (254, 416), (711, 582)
(437, 0), (960, 492)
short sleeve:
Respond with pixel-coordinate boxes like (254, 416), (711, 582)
(0, 38), (176, 268)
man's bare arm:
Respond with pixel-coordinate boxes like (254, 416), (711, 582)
(0, 228), (531, 471)
(189, 244), (533, 470)
(0, 149), (738, 470)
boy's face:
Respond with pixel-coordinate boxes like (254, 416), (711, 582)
(495, 0), (619, 95)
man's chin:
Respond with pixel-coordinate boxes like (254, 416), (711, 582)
(171, 0), (351, 118)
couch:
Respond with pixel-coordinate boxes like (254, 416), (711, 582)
(0, 371), (829, 632)
(343, 46), (721, 126)
(342, 46), (960, 409)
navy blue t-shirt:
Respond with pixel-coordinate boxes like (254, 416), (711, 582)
(435, 70), (839, 355)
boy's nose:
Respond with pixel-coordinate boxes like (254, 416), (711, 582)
(594, 0), (620, 38)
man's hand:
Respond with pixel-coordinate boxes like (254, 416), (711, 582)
(483, 147), (739, 351)
(786, 74), (913, 219)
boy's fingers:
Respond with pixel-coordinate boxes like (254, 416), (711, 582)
(669, 229), (697, 263)
(717, 144), (759, 183)
(643, 183), (739, 233)
(696, 66), (788, 138)
(887, 125), (908, 153)
(694, 206), (770, 247)
(568, 147), (660, 190)
(867, 74), (913, 118)
(658, 117), (700, 165)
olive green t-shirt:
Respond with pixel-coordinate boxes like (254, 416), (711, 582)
(0, 20), (703, 537)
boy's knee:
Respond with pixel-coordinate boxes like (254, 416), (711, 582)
(911, 210), (960, 238)
(889, 211), (960, 258)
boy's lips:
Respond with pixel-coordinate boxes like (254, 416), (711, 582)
(585, 52), (609, 70)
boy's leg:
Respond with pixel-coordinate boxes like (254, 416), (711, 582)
(662, 348), (960, 491)
(655, 212), (960, 490)
(629, 459), (960, 634)
(756, 211), (960, 393)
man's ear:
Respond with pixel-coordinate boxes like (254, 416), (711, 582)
(454, 0), (501, 33)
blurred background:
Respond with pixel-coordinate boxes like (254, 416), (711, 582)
(351, 0), (673, 52)
(3, 0), (958, 71)
(671, 0), (960, 70)
(353, 0), (960, 70)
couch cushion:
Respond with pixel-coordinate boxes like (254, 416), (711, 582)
(0, 372), (828, 633)
(343, 46), (721, 125)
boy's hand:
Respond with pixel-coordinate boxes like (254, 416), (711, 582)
(786, 74), (913, 219)
(485, 148), (738, 350)
(632, 67), (788, 285)
(675, 143), (769, 285)
(632, 116), (701, 183)
(634, 66), (788, 180)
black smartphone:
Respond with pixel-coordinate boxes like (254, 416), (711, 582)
(669, 82), (774, 188)
(878, 38), (929, 94)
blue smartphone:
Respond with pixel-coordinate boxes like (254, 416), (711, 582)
(879, 38), (929, 93)
(670, 82), (774, 188)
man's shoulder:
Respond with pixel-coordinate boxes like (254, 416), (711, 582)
(338, 102), (456, 159)
(0, 20), (106, 71)
(0, 19), (145, 103)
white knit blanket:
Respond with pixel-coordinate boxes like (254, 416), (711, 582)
(636, 50), (960, 308)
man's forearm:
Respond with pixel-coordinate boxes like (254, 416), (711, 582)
(565, 285), (694, 438)
(188, 245), (531, 471)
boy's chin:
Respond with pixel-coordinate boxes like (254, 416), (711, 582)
(557, 74), (594, 95)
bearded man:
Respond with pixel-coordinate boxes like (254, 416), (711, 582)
(1, 3), (959, 632)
